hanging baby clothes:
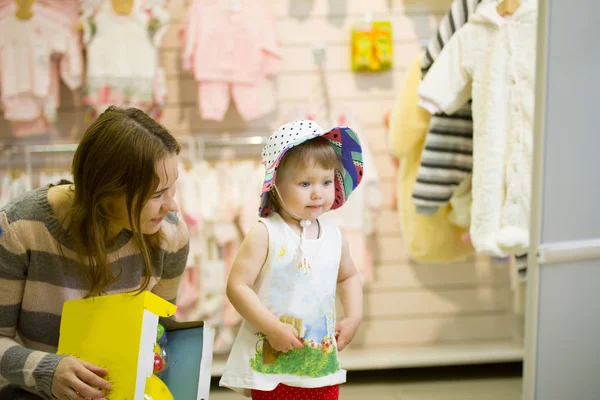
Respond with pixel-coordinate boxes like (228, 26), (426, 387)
(174, 163), (202, 322)
(389, 54), (474, 263)
(177, 231), (226, 323)
(175, 160), (227, 323)
(212, 160), (246, 353)
(181, 0), (282, 121)
(81, 0), (169, 118)
(175, 162), (227, 324)
(174, 157), (245, 353)
(0, 1), (82, 138)
(33, 8), (80, 138)
(418, 0), (537, 257)
(412, 0), (483, 215)
(0, 2), (83, 137)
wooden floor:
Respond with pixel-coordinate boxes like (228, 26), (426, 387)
(210, 362), (523, 399)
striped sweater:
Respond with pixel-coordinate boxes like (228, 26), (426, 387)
(412, 0), (483, 215)
(0, 183), (189, 399)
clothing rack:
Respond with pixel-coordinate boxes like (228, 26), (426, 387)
(0, 135), (267, 154)
(0, 134), (269, 174)
(20, 144), (78, 182)
(186, 134), (268, 163)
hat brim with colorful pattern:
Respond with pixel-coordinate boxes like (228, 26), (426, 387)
(259, 120), (363, 218)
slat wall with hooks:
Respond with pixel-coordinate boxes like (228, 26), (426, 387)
(0, 0), (523, 372)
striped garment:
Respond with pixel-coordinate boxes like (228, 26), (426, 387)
(0, 183), (189, 399)
(411, 102), (473, 215)
(412, 0), (483, 215)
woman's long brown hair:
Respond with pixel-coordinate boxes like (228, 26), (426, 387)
(65, 106), (181, 297)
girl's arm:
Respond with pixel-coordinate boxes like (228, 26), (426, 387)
(226, 222), (303, 352)
(336, 232), (364, 351)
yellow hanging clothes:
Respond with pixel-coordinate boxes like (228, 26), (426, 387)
(388, 54), (474, 263)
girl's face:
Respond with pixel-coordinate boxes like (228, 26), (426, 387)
(107, 155), (179, 235)
(276, 162), (336, 222)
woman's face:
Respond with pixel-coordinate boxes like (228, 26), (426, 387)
(108, 154), (179, 235)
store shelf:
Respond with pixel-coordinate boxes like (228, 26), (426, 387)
(210, 341), (524, 376)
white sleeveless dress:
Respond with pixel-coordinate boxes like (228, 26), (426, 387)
(219, 212), (346, 396)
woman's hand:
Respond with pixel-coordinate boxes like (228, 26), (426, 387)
(51, 356), (111, 400)
(265, 322), (304, 353)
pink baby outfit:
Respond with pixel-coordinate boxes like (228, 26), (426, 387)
(81, 0), (169, 118)
(0, 2), (82, 137)
(181, 0), (282, 121)
(197, 81), (264, 122)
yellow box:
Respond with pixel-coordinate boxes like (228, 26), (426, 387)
(56, 291), (177, 400)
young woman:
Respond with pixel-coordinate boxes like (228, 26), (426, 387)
(0, 106), (189, 400)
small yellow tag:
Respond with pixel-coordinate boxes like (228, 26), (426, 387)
(278, 247), (285, 257)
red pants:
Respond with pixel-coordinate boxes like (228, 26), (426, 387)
(251, 384), (339, 400)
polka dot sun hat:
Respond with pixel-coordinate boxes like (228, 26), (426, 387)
(259, 120), (364, 218)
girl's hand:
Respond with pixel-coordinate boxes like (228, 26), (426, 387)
(266, 322), (304, 353)
(335, 316), (362, 351)
(51, 356), (111, 400)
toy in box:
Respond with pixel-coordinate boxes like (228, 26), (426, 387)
(55, 291), (215, 400)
